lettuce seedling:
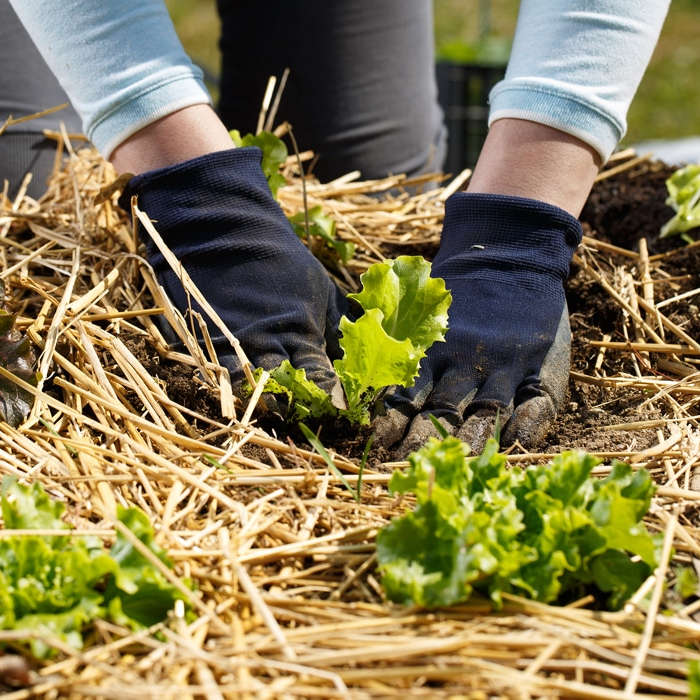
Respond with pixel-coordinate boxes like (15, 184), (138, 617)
(230, 129), (288, 198)
(661, 164), (700, 241)
(377, 437), (660, 610)
(289, 205), (355, 264)
(257, 256), (451, 425)
(0, 477), (187, 658)
(336, 256), (451, 423)
(230, 129), (353, 266)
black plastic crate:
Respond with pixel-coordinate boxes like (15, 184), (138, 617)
(436, 61), (506, 173)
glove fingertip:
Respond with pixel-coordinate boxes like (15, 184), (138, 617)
(372, 408), (411, 450)
(396, 413), (456, 459)
(501, 395), (557, 449)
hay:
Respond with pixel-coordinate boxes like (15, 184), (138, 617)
(0, 139), (699, 698)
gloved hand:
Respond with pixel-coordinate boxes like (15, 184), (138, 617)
(118, 147), (347, 403)
(374, 192), (582, 456)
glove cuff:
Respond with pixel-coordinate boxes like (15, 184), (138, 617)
(118, 146), (268, 209)
(116, 147), (293, 260)
(438, 192), (582, 281)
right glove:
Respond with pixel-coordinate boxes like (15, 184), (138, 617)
(374, 192), (581, 456)
(118, 147), (347, 402)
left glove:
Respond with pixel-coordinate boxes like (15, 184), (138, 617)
(374, 192), (581, 456)
(118, 147), (347, 401)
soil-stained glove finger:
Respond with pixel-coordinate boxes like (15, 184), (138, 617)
(501, 394), (557, 448)
(373, 406), (413, 450)
(501, 308), (571, 448)
(291, 350), (346, 409)
(456, 405), (513, 455)
(372, 374), (435, 449)
(394, 412), (457, 459)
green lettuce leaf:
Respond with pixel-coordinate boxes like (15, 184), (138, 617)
(230, 129), (287, 198)
(0, 479), (185, 657)
(17, 597), (104, 659)
(1, 476), (66, 530)
(248, 256), (451, 427)
(250, 361), (337, 421)
(104, 507), (185, 628)
(378, 438), (660, 610)
(335, 310), (422, 425)
(269, 360), (337, 420)
(661, 164), (700, 239)
(334, 256), (451, 424)
(289, 206), (355, 264)
(348, 256), (451, 351)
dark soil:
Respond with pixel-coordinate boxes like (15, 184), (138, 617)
(120, 332), (224, 429)
(551, 159), (699, 453)
(580, 160), (680, 255)
(115, 157), (700, 461)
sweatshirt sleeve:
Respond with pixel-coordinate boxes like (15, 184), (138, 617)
(489, 1), (670, 162)
(8, 0), (211, 158)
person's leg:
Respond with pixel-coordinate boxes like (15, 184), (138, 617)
(0, 0), (81, 199)
(216, 0), (445, 182)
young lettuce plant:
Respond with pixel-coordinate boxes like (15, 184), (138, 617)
(377, 436), (660, 610)
(230, 129), (288, 198)
(289, 205), (356, 265)
(0, 477), (188, 658)
(661, 163), (700, 241)
(255, 255), (451, 425)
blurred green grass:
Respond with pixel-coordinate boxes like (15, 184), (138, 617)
(166, 0), (700, 145)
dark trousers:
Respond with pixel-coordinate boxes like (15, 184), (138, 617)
(0, 2), (81, 198)
(0, 0), (444, 197)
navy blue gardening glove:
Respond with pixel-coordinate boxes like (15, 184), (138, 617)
(374, 192), (582, 456)
(118, 147), (347, 404)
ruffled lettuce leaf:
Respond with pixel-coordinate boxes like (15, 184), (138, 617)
(661, 164), (700, 240)
(251, 361), (337, 421)
(334, 256), (451, 424)
(0, 478), (186, 657)
(348, 256), (451, 351)
(378, 438), (660, 610)
(251, 256), (451, 426)
(335, 310), (422, 424)
(290, 205), (355, 264)
(103, 507), (185, 629)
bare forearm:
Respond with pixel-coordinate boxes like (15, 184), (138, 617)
(110, 105), (234, 174)
(467, 118), (600, 217)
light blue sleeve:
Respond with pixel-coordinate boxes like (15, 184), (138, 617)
(8, 0), (211, 157)
(490, 1), (670, 161)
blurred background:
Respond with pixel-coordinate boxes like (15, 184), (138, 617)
(165, 0), (700, 166)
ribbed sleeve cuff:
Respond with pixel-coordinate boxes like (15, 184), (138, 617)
(488, 81), (623, 163)
(89, 69), (212, 158)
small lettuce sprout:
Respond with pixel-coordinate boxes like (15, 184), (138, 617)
(255, 256), (451, 426)
(661, 164), (700, 241)
(230, 129), (288, 198)
(289, 205), (355, 264)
